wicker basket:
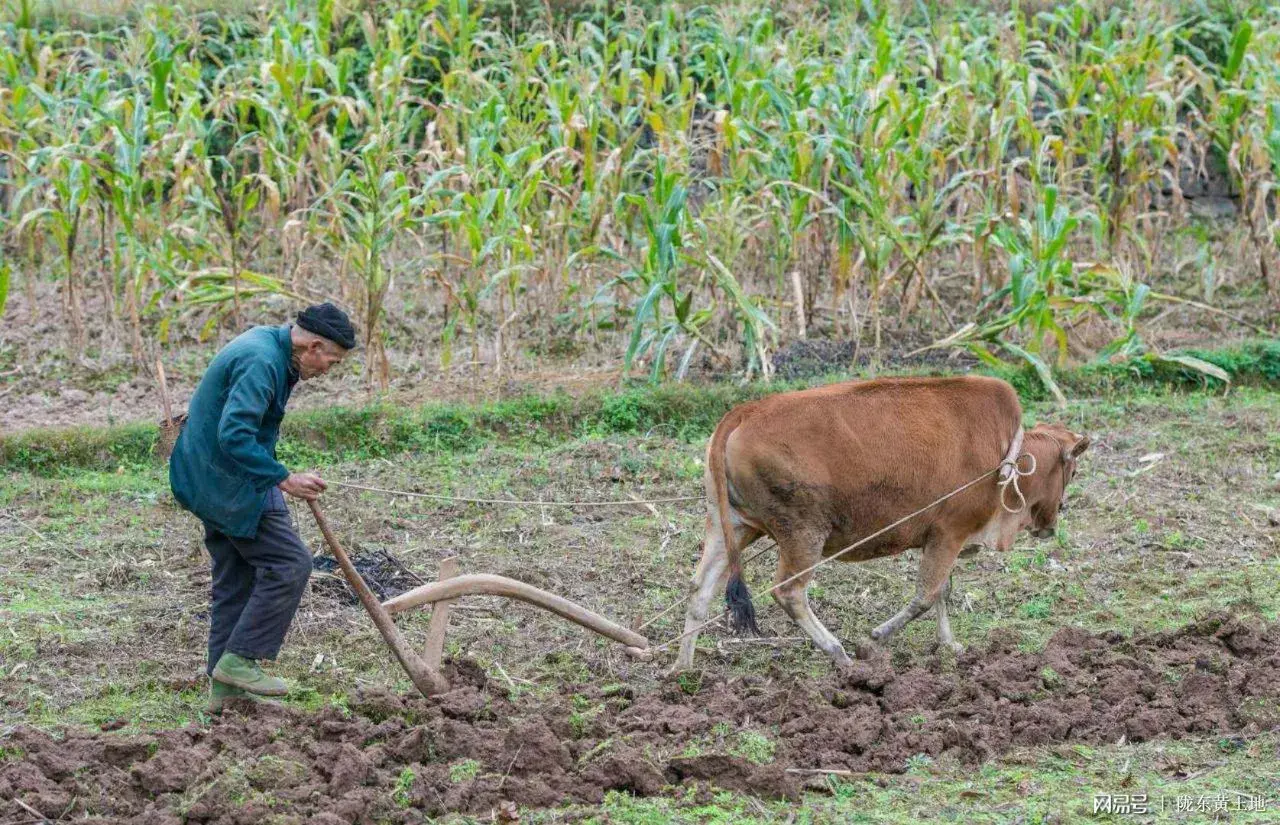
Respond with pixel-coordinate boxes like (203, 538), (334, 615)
(157, 411), (188, 463)
(153, 357), (186, 463)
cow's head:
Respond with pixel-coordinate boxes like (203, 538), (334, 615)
(1022, 423), (1090, 538)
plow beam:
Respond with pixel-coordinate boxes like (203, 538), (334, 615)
(382, 573), (649, 650)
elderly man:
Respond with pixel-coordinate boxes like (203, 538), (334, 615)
(169, 303), (355, 712)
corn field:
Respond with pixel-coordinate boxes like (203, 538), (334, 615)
(1, 0), (1277, 393)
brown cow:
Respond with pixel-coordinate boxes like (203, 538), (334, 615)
(673, 375), (1089, 672)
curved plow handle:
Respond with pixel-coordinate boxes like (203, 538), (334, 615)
(382, 573), (649, 650)
(308, 500), (450, 697)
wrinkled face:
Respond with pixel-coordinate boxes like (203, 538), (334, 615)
(1026, 424), (1090, 539)
(296, 337), (348, 380)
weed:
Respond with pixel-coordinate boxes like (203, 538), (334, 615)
(676, 671), (702, 695)
(731, 731), (777, 766)
(1020, 596), (1056, 620)
(393, 767), (415, 807)
(449, 759), (481, 783)
(905, 753), (935, 773)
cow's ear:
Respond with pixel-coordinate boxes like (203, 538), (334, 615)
(1069, 434), (1091, 458)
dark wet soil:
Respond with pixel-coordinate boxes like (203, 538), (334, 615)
(3, 614), (1278, 822)
(311, 550), (422, 604)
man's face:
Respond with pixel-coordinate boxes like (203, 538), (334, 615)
(297, 338), (348, 380)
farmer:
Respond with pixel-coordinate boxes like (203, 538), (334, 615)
(169, 303), (355, 712)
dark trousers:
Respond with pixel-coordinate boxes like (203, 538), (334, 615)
(203, 487), (312, 674)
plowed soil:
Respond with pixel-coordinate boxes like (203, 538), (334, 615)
(3, 614), (1278, 822)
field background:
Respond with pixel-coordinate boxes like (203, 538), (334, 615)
(2, 0), (1280, 822)
(1, 0), (1278, 427)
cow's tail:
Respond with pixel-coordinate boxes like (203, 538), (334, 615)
(709, 409), (759, 636)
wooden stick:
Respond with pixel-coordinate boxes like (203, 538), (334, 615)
(307, 500), (450, 696)
(382, 574), (649, 649)
(785, 768), (856, 777)
(790, 270), (807, 339)
(423, 556), (458, 669)
(155, 358), (173, 425)
(11, 797), (50, 823)
(716, 636), (807, 646)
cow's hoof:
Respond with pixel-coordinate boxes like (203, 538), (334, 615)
(932, 641), (965, 656)
(623, 646), (653, 661)
(666, 662), (691, 678)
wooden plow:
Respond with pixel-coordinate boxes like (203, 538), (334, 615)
(309, 502), (650, 697)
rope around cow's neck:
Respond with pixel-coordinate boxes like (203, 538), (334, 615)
(645, 453), (1036, 653)
(998, 452), (1038, 514)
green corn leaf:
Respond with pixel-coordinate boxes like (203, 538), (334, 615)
(1156, 353), (1231, 384)
(0, 261), (10, 326)
(151, 54), (173, 112)
(1042, 216), (1078, 260)
(625, 279), (666, 371)
(1225, 20), (1252, 82)
(675, 289), (692, 325)
(199, 312), (222, 342)
(967, 342), (1004, 368)
(1126, 282), (1150, 320)
(999, 340), (1067, 406)
(650, 323), (680, 382)
(1042, 183), (1058, 216)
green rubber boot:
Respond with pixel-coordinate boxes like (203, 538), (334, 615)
(211, 653), (289, 696)
(208, 681), (279, 714)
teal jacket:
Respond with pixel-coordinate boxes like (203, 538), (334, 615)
(169, 325), (297, 538)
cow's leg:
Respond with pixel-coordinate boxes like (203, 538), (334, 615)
(672, 519), (760, 672)
(871, 533), (962, 644)
(771, 533), (854, 671)
(932, 573), (964, 655)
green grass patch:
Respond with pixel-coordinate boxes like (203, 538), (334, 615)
(0, 746), (26, 762)
(0, 421), (158, 475)
(24, 682), (208, 732)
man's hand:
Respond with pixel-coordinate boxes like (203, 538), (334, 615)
(279, 472), (326, 501)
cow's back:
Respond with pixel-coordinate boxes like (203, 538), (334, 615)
(722, 376), (1022, 555)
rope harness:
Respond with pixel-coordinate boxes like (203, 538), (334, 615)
(998, 426), (1038, 514)
(327, 480), (701, 507)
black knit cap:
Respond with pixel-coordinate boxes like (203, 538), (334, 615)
(296, 302), (357, 350)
